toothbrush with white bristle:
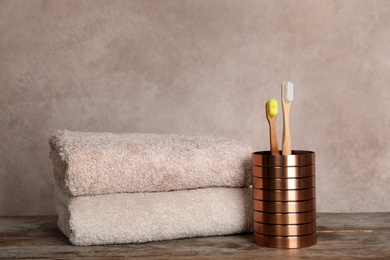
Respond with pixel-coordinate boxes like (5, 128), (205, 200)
(281, 81), (294, 155)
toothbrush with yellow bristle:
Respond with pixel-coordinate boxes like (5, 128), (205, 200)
(266, 99), (279, 155)
(281, 81), (294, 155)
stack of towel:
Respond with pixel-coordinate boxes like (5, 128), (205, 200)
(50, 130), (253, 246)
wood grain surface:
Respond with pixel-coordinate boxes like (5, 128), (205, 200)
(0, 213), (389, 259)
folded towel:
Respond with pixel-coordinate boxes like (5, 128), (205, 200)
(53, 184), (253, 245)
(50, 130), (252, 196)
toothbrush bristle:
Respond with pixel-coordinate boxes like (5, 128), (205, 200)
(284, 82), (294, 102)
(266, 99), (278, 118)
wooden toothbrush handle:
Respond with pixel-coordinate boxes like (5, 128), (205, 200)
(282, 103), (292, 155)
(269, 119), (279, 155)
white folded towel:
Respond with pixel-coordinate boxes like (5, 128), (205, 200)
(50, 130), (252, 196)
(54, 184), (253, 245)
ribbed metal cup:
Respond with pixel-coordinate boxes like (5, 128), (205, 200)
(252, 150), (316, 249)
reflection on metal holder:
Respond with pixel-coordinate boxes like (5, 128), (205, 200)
(252, 150), (315, 167)
(254, 221), (316, 236)
(253, 188), (315, 201)
(252, 165), (315, 178)
(253, 176), (315, 190)
(253, 199), (316, 213)
(253, 232), (317, 249)
(253, 210), (316, 224)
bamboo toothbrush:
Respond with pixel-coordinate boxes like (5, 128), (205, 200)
(281, 82), (294, 155)
(266, 99), (279, 155)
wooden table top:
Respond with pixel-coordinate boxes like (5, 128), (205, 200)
(1, 213), (389, 259)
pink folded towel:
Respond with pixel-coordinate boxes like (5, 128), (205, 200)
(49, 130), (252, 196)
(54, 183), (253, 245)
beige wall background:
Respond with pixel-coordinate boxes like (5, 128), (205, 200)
(1, 0), (389, 215)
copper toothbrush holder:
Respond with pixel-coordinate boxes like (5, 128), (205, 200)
(252, 150), (316, 249)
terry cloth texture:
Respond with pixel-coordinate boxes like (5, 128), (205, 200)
(54, 183), (253, 246)
(49, 130), (252, 196)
